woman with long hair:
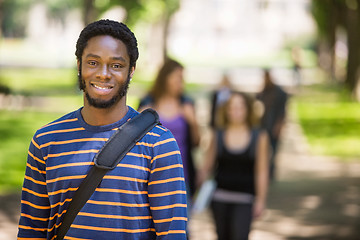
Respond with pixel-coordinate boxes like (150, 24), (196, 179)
(138, 58), (200, 198)
(198, 91), (269, 240)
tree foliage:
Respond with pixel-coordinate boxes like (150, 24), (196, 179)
(311, 0), (360, 100)
(0, 0), (180, 63)
(81, 0), (180, 62)
(0, 0), (81, 37)
(46, 0), (80, 25)
(81, 0), (180, 27)
(1, 0), (35, 38)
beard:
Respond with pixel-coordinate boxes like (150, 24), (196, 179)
(79, 72), (131, 109)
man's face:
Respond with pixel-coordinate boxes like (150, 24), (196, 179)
(79, 35), (134, 109)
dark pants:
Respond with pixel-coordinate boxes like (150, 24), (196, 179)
(211, 201), (253, 240)
(269, 135), (279, 181)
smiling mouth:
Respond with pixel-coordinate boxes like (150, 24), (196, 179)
(91, 83), (113, 90)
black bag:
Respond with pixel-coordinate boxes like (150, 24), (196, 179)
(55, 109), (160, 240)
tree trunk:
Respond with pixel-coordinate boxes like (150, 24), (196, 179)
(162, 11), (171, 62)
(353, 1), (360, 100)
(0, 0), (3, 38)
(328, 0), (337, 82)
(345, 6), (360, 94)
(83, 0), (96, 26)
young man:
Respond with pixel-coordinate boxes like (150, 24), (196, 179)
(257, 69), (288, 181)
(17, 19), (188, 240)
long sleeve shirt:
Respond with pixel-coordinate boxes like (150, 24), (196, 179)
(17, 106), (188, 240)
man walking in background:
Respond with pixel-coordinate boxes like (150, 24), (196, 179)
(257, 69), (288, 181)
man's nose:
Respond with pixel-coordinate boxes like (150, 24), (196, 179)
(97, 65), (111, 80)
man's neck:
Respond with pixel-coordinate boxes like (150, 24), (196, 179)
(81, 100), (128, 126)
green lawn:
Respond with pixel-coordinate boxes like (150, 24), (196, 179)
(0, 68), (79, 96)
(0, 110), (63, 192)
(294, 84), (360, 159)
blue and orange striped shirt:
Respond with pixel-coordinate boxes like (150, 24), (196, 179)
(17, 106), (188, 240)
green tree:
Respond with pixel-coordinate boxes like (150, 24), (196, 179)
(1, 0), (35, 38)
(46, 0), (81, 27)
(137, 0), (180, 60)
(1, 0), (80, 38)
(311, 0), (360, 100)
(0, 0), (3, 38)
(344, 0), (360, 98)
(311, 0), (337, 81)
(81, 0), (144, 26)
(81, 0), (180, 62)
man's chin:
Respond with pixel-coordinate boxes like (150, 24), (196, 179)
(83, 77), (130, 109)
(85, 93), (120, 109)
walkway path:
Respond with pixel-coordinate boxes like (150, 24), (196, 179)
(189, 104), (360, 240)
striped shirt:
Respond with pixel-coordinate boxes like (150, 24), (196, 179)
(17, 106), (188, 240)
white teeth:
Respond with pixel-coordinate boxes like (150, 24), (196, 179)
(93, 84), (111, 90)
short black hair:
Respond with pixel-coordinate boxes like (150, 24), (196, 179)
(75, 19), (139, 69)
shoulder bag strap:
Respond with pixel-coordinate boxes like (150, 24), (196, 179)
(55, 109), (160, 240)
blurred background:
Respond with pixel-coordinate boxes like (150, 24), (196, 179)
(0, 0), (359, 239)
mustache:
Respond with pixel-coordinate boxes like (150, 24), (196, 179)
(83, 75), (131, 109)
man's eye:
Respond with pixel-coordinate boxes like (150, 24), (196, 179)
(112, 64), (122, 69)
(88, 61), (97, 66)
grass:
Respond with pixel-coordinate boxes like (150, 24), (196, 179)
(294, 84), (360, 159)
(0, 110), (63, 192)
(0, 68), (79, 96)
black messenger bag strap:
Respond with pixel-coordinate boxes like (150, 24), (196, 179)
(55, 109), (160, 240)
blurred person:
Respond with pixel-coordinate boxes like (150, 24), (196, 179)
(17, 19), (188, 239)
(198, 91), (269, 240)
(257, 69), (288, 180)
(210, 72), (232, 129)
(291, 46), (302, 87)
(138, 58), (200, 200)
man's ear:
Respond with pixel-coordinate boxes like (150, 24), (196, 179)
(130, 66), (136, 78)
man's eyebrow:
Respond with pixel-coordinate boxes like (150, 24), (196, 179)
(85, 54), (126, 62)
(85, 53), (100, 59)
(111, 56), (126, 62)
